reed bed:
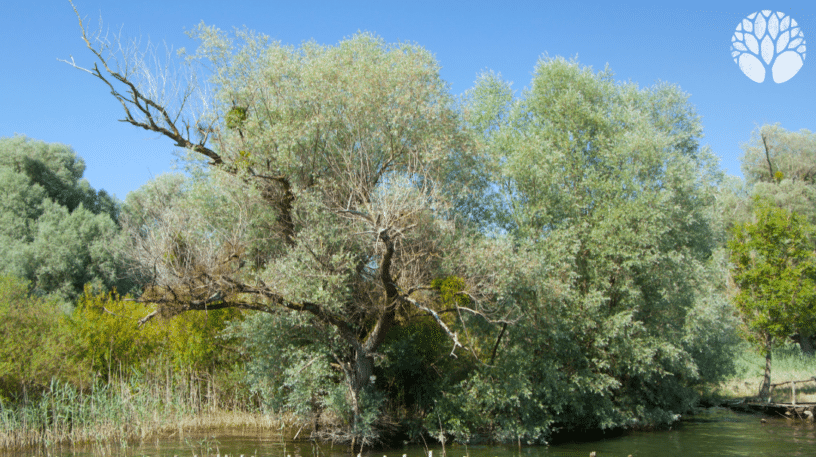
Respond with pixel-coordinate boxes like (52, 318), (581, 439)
(0, 365), (285, 452)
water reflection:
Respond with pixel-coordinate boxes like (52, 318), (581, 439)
(5, 408), (815, 457)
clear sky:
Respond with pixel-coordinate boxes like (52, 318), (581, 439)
(1, 1), (814, 202)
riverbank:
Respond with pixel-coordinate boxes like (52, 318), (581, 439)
(0, 375), (291, 451)
(4, 342), (813, 453)
(4, 408), (814, 457)
(708, 343), (816, 403)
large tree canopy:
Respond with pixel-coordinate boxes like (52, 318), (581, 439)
(720, 125), (816, 354)
(741, 124), (816, 187)
(429, 58), (737, 441)
(0, 136), (133, 304)
(67, 11), (508, 446)
(738, 124), (816, 226)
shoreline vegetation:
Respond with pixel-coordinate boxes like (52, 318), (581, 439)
(3, 343), (815, 453)
(0, 367), (291, 451)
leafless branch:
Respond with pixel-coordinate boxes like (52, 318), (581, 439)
(61, 1), (221, 165)
(400, 295), (463, 357)
(761, 133), (775, 180)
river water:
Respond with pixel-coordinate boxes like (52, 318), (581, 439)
(9, 407), (816, 457)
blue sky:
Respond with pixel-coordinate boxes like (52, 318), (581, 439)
(1, 1), (814, 202)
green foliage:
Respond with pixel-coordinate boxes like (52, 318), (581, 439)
(378, 317), (458, 410)
(225, 106), (248, 130)
(26, 200), (130, 305)
(738, 124), (816, 228)
(68, 287), (165, 377)
(725, 124), (816, 357)
(428, 57), (735, 443)
(431, 276), (471, 308)
(0, 275), (83, 401)
(227, 311), (347, 417)
(120, 173), (188, 232)
(162, 306), (244, 371)
(728, 199), (816, 348)
(68, 286), (243, 378)
(186, 26), (472, 189)
(741, 124), (816, 187)
(681, 249), (742, 383)
(0, 135), (119, 222)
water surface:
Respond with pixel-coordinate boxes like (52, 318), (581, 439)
(8, 407), (815, 457)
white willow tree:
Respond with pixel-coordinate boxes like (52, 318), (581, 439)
(429, 58), (738, 442)
(64, 6), (507, 445)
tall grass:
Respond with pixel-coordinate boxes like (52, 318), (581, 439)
(714, 342), (816, 402)
(0, 361), (286, 451)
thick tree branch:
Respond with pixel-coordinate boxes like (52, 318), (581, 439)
(489, 322), (508, 365)
(131, 279), (364, 349)
(223, 279), (363, 349)
(362, 229), (399, 354)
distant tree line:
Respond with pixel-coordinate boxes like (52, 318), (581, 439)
(0, 136), (137, 306)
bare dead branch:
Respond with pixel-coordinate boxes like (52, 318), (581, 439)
(137, 309), (159, 327)
(400, 295), (463, 357)
(489, 322), (508, 365)
(761, 132), (775, 180)
(61, 1), (223, 166)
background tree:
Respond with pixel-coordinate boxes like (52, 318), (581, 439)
(741, 124), (816, 190)
(728, 199), (816, 398)
(66, 10), (504, 446)
(722, 124), (816, 231)
(0, 136), (135, 305)
(722, 124), (816, 353)
(68, 284), (244, 382)
(740, 124), (816, 227)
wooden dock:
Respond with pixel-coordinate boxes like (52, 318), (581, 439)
(727, 400), (816, 420)
(724, 377), (816, 420)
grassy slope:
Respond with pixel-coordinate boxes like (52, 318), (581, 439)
(713, 343), (816, 403)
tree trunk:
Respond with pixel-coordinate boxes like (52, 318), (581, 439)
(348, 348), (375, 420)
(345, 308), (394, 446)
(758, 342), (772, 401)
(345, 230), (399, 441)
(798, 331), (815, 356)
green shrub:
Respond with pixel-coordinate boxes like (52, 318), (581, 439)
(67, 286), (165, 379)
(67, 285), (244, 379)
(161, 305), (244, 371)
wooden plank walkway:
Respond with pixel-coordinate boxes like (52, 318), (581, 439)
(727, 400), (816, 420)
(724, 377), (816, 420)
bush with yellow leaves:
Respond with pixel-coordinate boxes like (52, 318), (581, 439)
(68, 285), (244, 381)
